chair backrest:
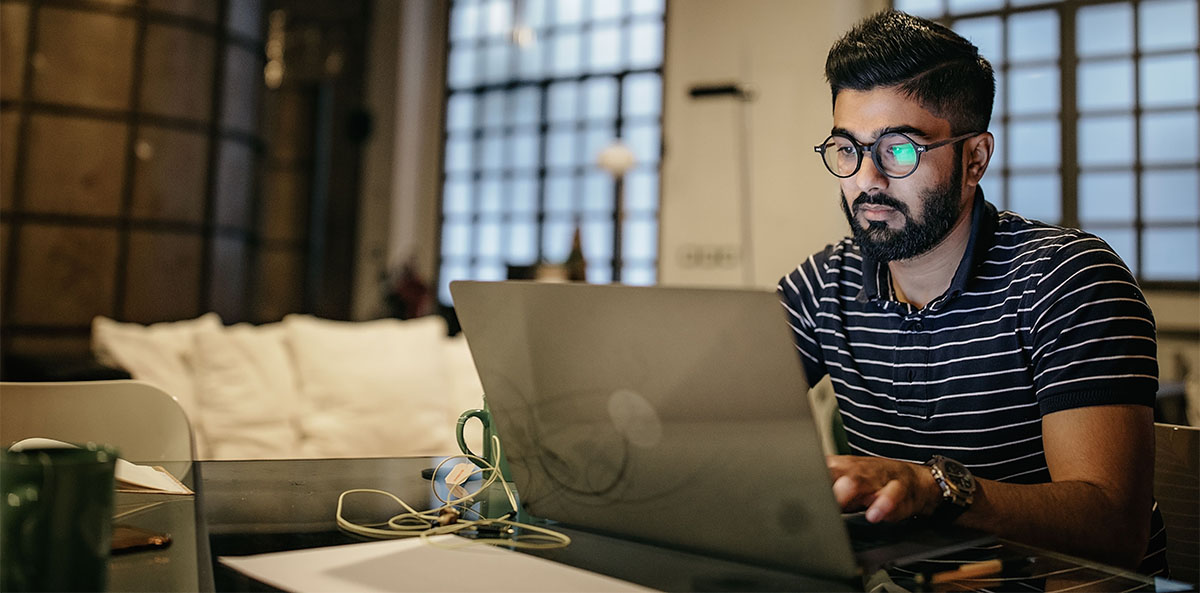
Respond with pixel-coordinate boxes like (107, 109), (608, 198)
(1154, 422), (1200, 586)
(0, 380), (195, 463)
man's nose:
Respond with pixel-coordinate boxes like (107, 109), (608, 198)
(854, 153), (889, 195)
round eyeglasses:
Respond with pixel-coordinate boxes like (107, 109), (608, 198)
(814, 131), (981, 179)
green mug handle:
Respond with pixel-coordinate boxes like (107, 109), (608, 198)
(456, 408), (492, 469)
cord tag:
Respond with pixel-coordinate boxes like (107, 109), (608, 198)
(445, 462), (475, 486)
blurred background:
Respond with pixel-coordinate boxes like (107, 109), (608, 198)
(0, 0), (1196, 415)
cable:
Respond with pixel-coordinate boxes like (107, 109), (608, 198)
(335, 435), (570, 550)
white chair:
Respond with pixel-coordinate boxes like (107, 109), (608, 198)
(1154, 422), (1200, 586)
(0, 380), (195, 466)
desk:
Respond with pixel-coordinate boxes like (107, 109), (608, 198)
(114, 457), (1184, 592)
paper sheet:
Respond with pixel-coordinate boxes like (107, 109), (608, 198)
(219, 536), (656, 592)
(8, 437), (192, 495)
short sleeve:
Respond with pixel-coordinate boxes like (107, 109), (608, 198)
(1027, 234), (1158, 415)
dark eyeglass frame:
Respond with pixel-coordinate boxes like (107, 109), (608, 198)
(813, 131), (982, 179)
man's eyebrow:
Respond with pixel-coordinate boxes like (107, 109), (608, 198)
(830, 124), (934, 144)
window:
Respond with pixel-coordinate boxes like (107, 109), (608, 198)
(895, 0), (1199, 286)
(437, 0), (666, 304)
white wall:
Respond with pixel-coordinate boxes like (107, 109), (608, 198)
(659, 0), (886, 289)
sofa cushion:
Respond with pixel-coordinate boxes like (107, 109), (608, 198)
(191, 323), (303, 459)
(283, 314), (461, 458)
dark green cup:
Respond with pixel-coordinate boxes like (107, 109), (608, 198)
(456, 403), (512, 481)
(1, 444), (118, 592)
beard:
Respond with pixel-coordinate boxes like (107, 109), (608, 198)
(840, 161), (964, 262)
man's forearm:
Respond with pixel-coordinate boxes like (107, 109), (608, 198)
(958, 477), (1151, 569)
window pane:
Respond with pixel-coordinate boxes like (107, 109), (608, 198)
(481, 90), (506, 128)
(1009, 119), (1059, 168)
(481, 0), (511, 38)
(1078, 59), (1134, 111)
(550, 31), (583, 76)
(1139, 0), (1198, 52)
(622, 265), (656, 286)
(989, 120), (1005, 171)
(583, 172), (613, 213)
(1140, 53), (1199, 108)
(447, 46), (477, 89)
(478, 176), (502, 213)
(592, 0), (623, 21)
(446, 93), (476, 131)
(589, 25), (621, 72)
(480, 132), (504, 170)
(443, 179), (472, 215)
(551, 0), (584, 25)
(1077, 3), (1133, 57)
(623, 73), (662, 117)
(449, 0), (480, 41)
(1008, 11), (1058, 63)
(953, 17), (1002, 66)
(1141, 111), (1199, 164)
(583, 219), (614, 260)
(509, 175), (538, 213)
(547, 81), (578, 122)
(441, 221), (471, 257)
(625, 169), (659, 213)
(623, 218), (658, 260)
(523, 0), (548, 29)
(444, 135), (474, 172)
(979, 175), (1004, 210)
(629, 21), (663, 69)
(584, 124), (616, 168)
(623, 123), (660, 165)
(1009, 174), (1061, 223)
(1088, 228), (1137, 274)
(993, 70), (1006, 117)
(474, 261), (506, 281)
(516, 41), (543, 79)
(476, 220), (502, 256)
(1143, 228), (1199, 280)
(1009, 66), (1058, 115)
(584, 77), (618, 120)
(1143, 169), (1200, 223)
(481, 42), (511, 84)
(510, 86), (540, 126)
(1078, 115), (1135, 167)
(587, 264), (613, 284)
(948, 0), (1003, 14)
(1078, 171), (1135, 223)
(630, 0), (665, 17)
(507, 217), (538, 264)
(510, 129), (540, 170)
(545, 126), (577, 169)
(544, 174), (574, 213)
(542, 217), (574, 262)
(896, 0), (943, 18)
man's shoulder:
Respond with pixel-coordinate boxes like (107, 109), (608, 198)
(779, 238), (864, 300)
(989, 211), (1127, 269)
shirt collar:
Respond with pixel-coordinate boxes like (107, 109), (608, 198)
(857, 186), (996, 305)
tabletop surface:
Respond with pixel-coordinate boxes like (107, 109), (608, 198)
(110, 456), (1187, 593)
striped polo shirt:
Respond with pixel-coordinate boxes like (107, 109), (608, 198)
(778, 189), (1167, 574)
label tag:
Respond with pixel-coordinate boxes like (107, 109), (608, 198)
(449, 484), (470, 500)
(445, 462), (476, 486)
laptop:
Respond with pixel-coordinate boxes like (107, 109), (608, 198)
(448, 280), (994, 581)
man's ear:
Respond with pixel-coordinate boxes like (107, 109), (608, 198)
(964, 132), (995, 187)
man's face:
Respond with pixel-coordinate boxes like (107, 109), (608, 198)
(831, 87), (970, 262)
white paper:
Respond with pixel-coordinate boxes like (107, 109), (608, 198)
(219, 536), (656, 593)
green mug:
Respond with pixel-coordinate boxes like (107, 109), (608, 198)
(456, 403), (512, 481)
(1, 444), (118, 592)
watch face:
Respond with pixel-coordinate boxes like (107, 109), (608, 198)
(943, 459), (975, 490)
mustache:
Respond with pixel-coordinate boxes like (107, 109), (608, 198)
(851, 192), (909, 216)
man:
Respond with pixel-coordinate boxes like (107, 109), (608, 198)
(778, 10), (1166, 574)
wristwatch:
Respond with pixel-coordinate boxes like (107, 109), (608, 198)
(925, 455), (975, 523)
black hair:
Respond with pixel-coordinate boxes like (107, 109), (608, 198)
(826, 10), (995, 134)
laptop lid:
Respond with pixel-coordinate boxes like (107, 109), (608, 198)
(449, 280), (863, 580)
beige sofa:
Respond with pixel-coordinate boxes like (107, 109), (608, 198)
(91, 313), (484, 460)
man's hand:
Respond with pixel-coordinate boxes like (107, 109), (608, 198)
(826, 455), (942, 523)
